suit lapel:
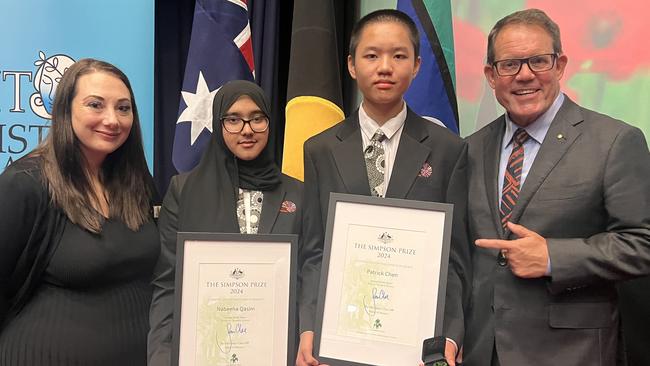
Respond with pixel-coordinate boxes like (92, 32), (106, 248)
(483, 118), (507, 238)
(258, 183), (285, 234)
(508, 98), (583, 231)
(385, 109), (430, 199)
(332, 114), (372, 195)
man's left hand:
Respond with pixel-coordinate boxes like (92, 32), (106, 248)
(475, 222), (549, 278)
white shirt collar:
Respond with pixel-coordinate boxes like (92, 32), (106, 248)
(359, 101), (407, 140)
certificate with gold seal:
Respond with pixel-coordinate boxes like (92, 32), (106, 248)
(315, 193), (453, 366)
(172, 233), (297, 366)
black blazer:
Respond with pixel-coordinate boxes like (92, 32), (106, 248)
(298, 107), (471, 343)
(147, 173), (303, 366)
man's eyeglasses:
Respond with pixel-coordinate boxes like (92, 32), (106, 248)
(492, 53), (557, 76)
(221, 115), (269, 133)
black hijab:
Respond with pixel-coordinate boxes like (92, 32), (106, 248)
(178, 80), (281, 232)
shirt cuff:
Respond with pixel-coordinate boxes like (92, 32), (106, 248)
(446, 337), (458, 356)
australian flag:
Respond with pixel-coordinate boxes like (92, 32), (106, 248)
(172, 0), (255, 172)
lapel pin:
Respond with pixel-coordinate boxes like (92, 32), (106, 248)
(280, 200), (297, 213)
(557, 133), (565, 141)
(418, 162), (433, 178)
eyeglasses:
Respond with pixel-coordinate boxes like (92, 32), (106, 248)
(221, 115), (269, 133)
(492, 53), (557, 76)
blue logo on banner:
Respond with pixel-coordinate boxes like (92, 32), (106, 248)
(0, 51), (76, 168)
(30, 52), (76, 120)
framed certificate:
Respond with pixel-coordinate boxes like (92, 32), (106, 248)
(314, 193), (453, 366)
(172, 233), (298, 366)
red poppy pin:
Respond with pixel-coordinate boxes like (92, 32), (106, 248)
(280, 200), (297, 213)
(418, 162), (433, 178)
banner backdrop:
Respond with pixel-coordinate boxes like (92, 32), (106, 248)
(0, 0), (155, 171)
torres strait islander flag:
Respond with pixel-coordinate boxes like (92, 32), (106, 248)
(398, 0), (459, 133)
(172, 0), (255, 172)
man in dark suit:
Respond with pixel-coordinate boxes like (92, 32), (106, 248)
(296, 9), (469, 366)
(453, 8), (650, 366)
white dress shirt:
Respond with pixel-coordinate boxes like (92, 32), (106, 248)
(358, 102), (407, 194)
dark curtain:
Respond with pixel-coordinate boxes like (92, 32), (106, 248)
(153, 0), (195, 195)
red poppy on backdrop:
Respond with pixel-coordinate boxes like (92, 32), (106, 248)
(527, 0), (650, 80)
(453, 18), (487, 101)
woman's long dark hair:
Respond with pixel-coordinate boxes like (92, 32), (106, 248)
(31, 58), (153, 232)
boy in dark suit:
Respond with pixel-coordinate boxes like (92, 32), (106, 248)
(296, 9), (470, 366)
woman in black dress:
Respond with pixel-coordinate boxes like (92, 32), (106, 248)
(147, 80), (303, 365)
(0, 58), (159, 366)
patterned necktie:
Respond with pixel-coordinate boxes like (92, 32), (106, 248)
(499, 128), (530, 228)
(365, 129), (387, 197)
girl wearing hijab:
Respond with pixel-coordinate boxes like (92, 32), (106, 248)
(147, 80), (303, 365)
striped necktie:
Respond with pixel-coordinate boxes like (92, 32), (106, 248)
(499, 128), (530, 227)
